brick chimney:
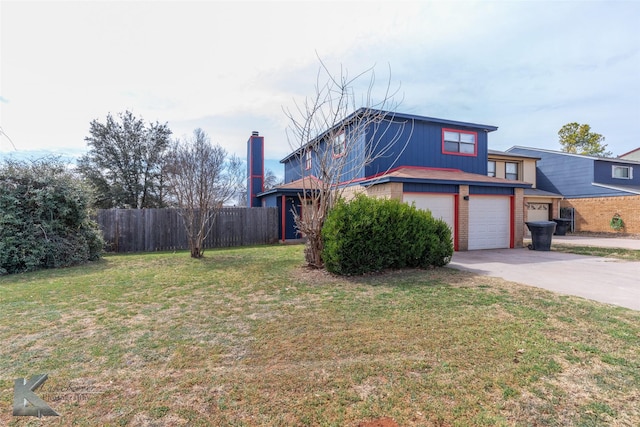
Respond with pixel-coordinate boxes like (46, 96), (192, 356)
(246, 131), (264, 207)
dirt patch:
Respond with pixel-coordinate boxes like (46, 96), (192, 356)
(358, 417), (399, 427)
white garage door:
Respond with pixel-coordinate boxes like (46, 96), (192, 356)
(469, 196), (511, 250)
(525, 203), (550, 236)
(404, 194), (455, 234)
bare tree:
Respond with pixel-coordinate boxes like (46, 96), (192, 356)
(283, 59), (411, 268)
(164, 128), (243, 258)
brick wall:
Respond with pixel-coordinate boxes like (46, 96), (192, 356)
(562, 195), (640, 234)
(458, 185), (469, 251)
(365, 182), (403, 200)
(513, 188), (525, 248)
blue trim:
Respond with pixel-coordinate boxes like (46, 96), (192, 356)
(361, 176), (530, 189)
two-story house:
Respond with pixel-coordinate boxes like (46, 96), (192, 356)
(248, 109), (531, 250)
(507, 146), (640, 234)
(487, 150), (563, 236)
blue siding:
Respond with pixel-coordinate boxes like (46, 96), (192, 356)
(262, 194), (278, 208)
(508, 148), (633, 197)
(508, 148), (593, 196)
(365, 119), (489, 177)
(403, 183), (458, 193)
(283, 115), (493, 183)
(594, 160), (640, 186)
(283, 125), (366, 183)
(284, 156), (303, 183)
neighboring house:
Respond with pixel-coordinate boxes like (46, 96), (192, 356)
(619, 147), (640, 162)
(248, 109), (531, 251)
(488, 150), (563, 236)
(507, 146), (640, 234)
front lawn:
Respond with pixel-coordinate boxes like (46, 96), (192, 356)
(0, 245), (638, 426)
(551, 244), (640, 261)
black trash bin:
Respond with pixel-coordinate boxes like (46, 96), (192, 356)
(553, 218), (571, 236)
(526, 221), (556, 251)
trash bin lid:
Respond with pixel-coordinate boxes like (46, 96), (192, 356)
(525, 221), (557, 230)
(553, 218), (571, 223)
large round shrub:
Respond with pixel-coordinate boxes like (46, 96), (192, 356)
(322, 194), (453, 275)
(0, 158), (104, 275)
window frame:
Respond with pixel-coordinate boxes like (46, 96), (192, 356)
(612, 165), (632, 180)
(442, 128), (478, 157)
(505, 162), (519, 180)
(332, 132), (346, 158)
(487, 160), (496, 177)
(305, 149), (312, 170)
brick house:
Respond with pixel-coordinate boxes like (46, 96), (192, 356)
(506, 146), (640, 234)
(248, 109), (531, 250)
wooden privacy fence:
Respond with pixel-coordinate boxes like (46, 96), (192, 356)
(95, 207), (279, 253)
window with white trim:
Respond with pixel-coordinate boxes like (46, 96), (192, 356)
(305, 150), (312, 170)
(443, 129), (477, 155)
(487, 161), (496, 177)
(612, 165), (632, 179)
(332, 132), (346, 157)
(505, 162), (518, 180)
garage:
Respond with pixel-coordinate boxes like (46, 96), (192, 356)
(404, 193), (455, 233)
(468, 196), (511, 250)
(525, 202), (550, 236)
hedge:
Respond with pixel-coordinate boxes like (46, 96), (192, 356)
(322, 194), (453, 275)
(0, 158), (104, 275)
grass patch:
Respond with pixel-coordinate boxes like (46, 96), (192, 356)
(551, 244), (640, 261)
(0, 245), (638, 426)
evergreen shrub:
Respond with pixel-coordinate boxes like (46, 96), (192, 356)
(0, 158), (104, 275)
(322, 194), (453, 275)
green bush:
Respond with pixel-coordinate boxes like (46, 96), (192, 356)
(322, 194), (453, 275)
(0, 158), (104, 275)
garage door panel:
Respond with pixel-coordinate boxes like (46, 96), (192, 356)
(526, 203), (550, 236)
(469, 196), (510, 250)
(404, 194), (455, 233)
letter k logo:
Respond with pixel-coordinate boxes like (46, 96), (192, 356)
(13, 374), (59, 417)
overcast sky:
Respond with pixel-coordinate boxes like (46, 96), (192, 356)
(1, 0), (639, 178)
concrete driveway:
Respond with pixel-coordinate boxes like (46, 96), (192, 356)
(449, 245), (640, 311)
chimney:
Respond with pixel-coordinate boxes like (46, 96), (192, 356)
(246, 131), (264, 207)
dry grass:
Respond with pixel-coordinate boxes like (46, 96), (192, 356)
(0, 245), (638, 426)
(550, 244), (640, 261)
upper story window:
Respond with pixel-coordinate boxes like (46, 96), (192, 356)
(442, 129), (477, 156)
(332, 132), (346, 157)
(305, 150), (312, 170)
(505, 162), (518, 180)
(612, 165), (632, 179)
(487, 161), (496, 177)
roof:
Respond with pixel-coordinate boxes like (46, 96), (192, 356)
(256, 176), (324, 197)
(281, 108), (499, 163)
(524, 188), (563, 198)
(258, 166), (531, 198)
(591, 182), (640, 195)
(619, 147), (640, 158)
(488, 149), (540, 160)
(507, 146), (640, 165)
(359, 166), (531, 188)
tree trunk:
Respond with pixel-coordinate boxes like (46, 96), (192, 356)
(304, 236), (324, 268)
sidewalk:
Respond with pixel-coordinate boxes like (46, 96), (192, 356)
(450, 247), (640, 311)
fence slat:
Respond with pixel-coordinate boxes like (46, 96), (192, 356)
(95, 207), (279, 253)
